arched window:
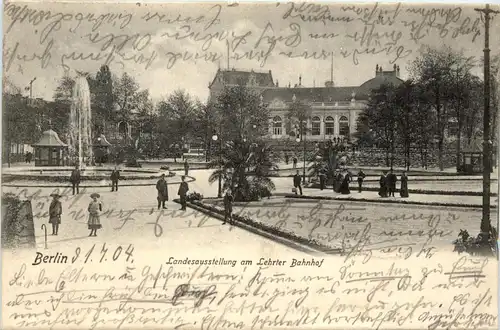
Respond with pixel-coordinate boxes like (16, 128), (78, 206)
(118, 122), (128, 134)
(325, 116), (335, 135)
(339, 116), (349, 136)
(312, 116), (321, 136)
(272, 116), (282, 135)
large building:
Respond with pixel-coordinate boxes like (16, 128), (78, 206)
(209, 64), (403, 142)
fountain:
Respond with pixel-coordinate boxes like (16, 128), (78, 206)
(2, 72), (179, 188)
(68, 74), (93, 168)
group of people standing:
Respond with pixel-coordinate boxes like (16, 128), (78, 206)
(378, 170), (409, 198)
(48, 191), (103, 237)
(294, 167), (410, 198)
(69, 165), (121, 195)
(52, 164), (192, 239)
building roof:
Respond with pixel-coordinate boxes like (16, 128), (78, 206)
(209, 68), (275, 88)
(32, 129), (68, 147)
(261, 86), (368, 103)
(358, 74), (404, 93)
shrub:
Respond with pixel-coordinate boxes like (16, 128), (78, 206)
(186, 192), (203, 202)
(453, 228), (498, 257)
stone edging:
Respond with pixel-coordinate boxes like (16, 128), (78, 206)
(2, 174), (196, 188)
(174, 199), (340, 255)
(304, 184), (498, 197)
(284, 194), (497, 209)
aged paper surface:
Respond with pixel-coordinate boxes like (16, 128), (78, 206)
(2, 2), (499, 329)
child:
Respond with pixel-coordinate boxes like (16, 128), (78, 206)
(87, 193), (102, 236)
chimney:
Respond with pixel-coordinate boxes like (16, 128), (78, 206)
(397, 66), (400, 77)
(376, 64), (379, 75)
(393, 64), (397, 71)
(299, 75), (302, 86)
(276, 80), (279, 87)
(288, 82), (291, 88)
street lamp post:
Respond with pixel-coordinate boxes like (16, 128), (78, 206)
(97, 137), (102, 166)
(295, 122), (307, 183)
(475, 4), (499, 236)
(212, 130), (222, 198)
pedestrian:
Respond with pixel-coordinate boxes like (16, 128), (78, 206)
(27, 152), (33, 164)
(378, 171), (388, 197)
(87, 193), (102, 237)
(293, 170), (303, 195)
(357, 169), (366, 193)
(156, 174), (169, 209)
(387, 170), (398, 197)
(110, 166), (120, 192)
(25, 152), (29, 164)
(70, 165), (81, 195)
(319, 168), (326, 190)
(334, 170), (343, 193)
(285, 153), (289, 165)
(223, 188), (234, 225)
(292, 156), (297, 169)
(49, 193), (62, 235)
(178, 175), (189, 211)
(400, 171), (409, 198)
(339, 169), (351, 194)
(184, 159), (189, 176)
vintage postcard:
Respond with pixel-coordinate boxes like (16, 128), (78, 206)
(2, 1), (499, 329)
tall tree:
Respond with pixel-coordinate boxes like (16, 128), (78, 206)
(410, 46), (464, 170)
(214, 85), (270, 142)
(393, 80), (418, 170)
(93, 65), (114, 134)
(357, 83), (398, 166)
(286, 99), (313, 138)
(113, 72), (140, 121)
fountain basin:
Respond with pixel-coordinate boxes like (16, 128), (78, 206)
(2, 167), (175, 183)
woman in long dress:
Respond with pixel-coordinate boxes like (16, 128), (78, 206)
(49, 193), (62, 235)
(87, 193), (102, 236)
(400, 171), (409, 198)
(340, 170), (351, 194)
(378, 171), (388, 197)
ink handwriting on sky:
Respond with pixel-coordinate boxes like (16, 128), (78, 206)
(2, 2), (485, 72)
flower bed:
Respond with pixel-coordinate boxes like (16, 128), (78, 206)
(306, 183), (497, 197)
(285, 194), (497, 209)
(184, 199), (336, 253)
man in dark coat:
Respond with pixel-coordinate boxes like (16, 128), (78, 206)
(223, 188), (234, 225)
(319, 168), (326, 190)
(387, 170), (398, 197)
(70, 166), (81, 195)
(292, 156), (298, 169)
(293, 170), (303, 195)
(110, 166), (120, 192)
(285, 154), (289, 165)
(357, 169), (366, 193)
(184, 159), (190, 176)
(178, 176), (189, 211)
(156, 174), (169, 209)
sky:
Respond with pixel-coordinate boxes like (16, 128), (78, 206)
(3, 2), (500, 104)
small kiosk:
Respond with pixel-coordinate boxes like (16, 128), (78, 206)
(93, 134), (112, 165)
(459, 138), (496, 174)
(32, 129), (68, 166)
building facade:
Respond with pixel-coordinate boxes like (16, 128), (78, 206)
(209, 65), (403, 142)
